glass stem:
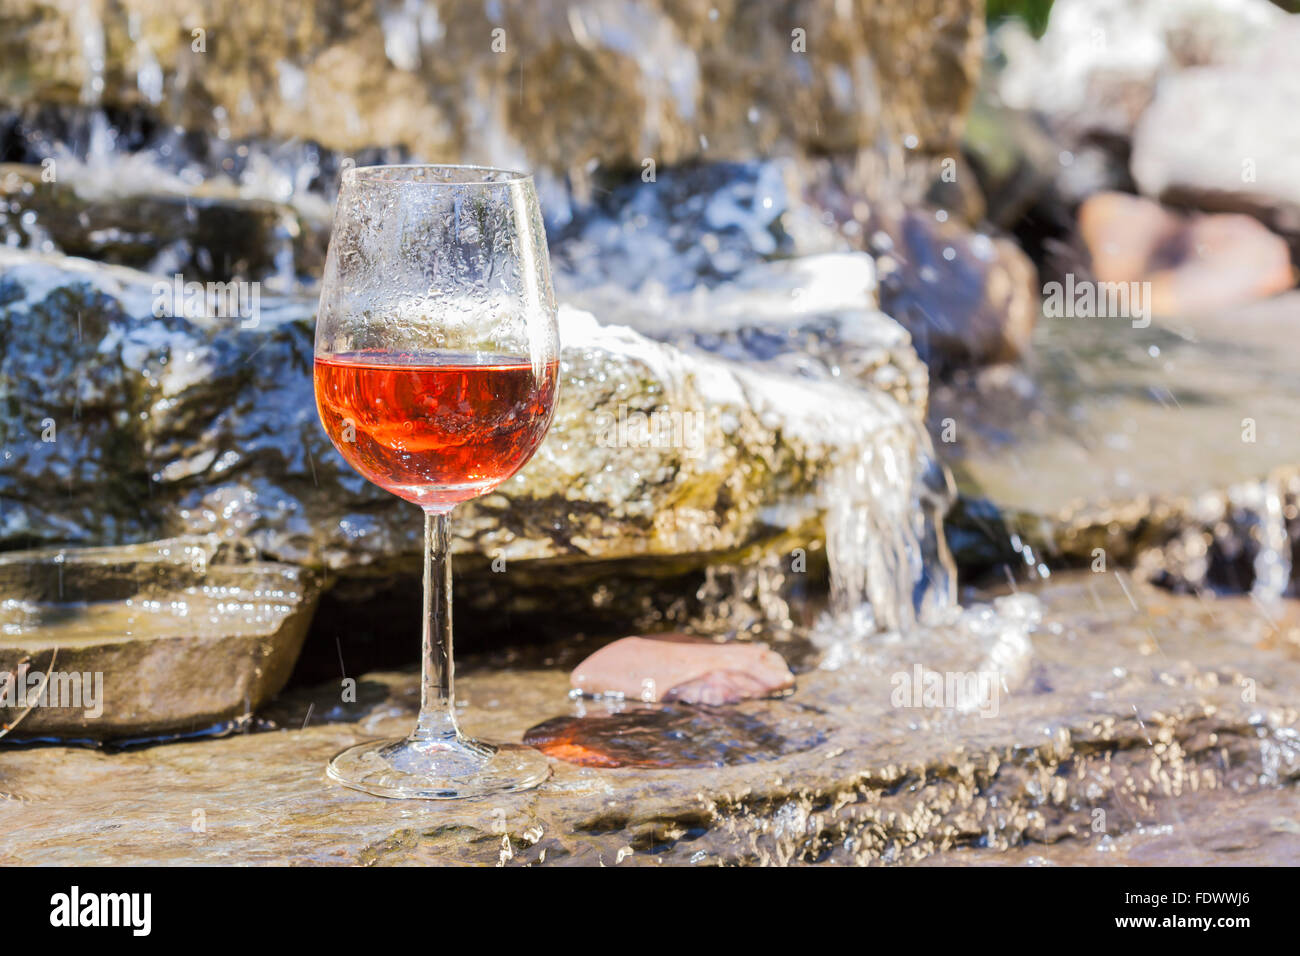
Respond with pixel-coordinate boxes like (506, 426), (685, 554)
(414, 508), (461, 741)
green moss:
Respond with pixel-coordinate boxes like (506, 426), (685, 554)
(986, 0), (1054, 37)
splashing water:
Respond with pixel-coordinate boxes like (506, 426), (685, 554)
(556, 306), (957, 638)
(1137, 470), (1299, 600)
(561, 251), (960, 638)
(729, 357), (958, 635)
(824, 425), (957, 633)
(1233, 481), (1293, 603)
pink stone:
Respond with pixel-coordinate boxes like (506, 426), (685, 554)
(570, 635), (794, 705)
(1078, 191), (1294, 316)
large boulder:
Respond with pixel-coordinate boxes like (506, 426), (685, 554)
(0, 247), (945, 630)
(0, 0), (982, 179)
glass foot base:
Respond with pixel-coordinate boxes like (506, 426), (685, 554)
(327, 735), (551, 800)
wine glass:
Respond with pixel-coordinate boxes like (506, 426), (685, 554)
(314, 164), (559, 798)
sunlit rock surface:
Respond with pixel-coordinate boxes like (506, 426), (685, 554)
(0, 0), (982, 178)
(0, 247), (943, 630)
(1, 572), (1296, 865)
(0, 536), (319, 740)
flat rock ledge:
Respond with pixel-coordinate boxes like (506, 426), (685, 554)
(2, 572), (1296, 866)
(0, 536), (321, 740)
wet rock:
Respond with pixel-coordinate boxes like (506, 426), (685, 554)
(1130, 19), (1300, 243)
(568, 178), (1039, 380)
(523, 702), (823, 769)
(920, 788), (1300, 867)
(867, 207), (1039, 370)
(0, 249), (320, 550)
(1, 572), (1297, 865)
(551, 161), (807, 291)
(0, 247), (940, 631)
(562, 252), (928, 410)
(699, 162), (1044, 373)
(934, 296), (1300, 588)
(570, 635), (794, 704)
(0, 536), (320, 741)
(0, 0), (983, 178)
(0, 163), (329, 285)
(1078, 191), (1294, 316)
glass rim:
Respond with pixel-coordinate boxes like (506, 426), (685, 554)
(342, 163), (533, 187)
